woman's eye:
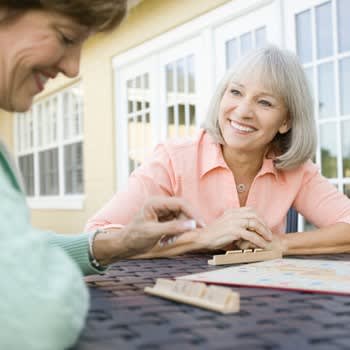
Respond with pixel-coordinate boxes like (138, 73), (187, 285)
(60, 33), (76, 46)
(230, 89), (241, 96)
(259, 100), (272, 107)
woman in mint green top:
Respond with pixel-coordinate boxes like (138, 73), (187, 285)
(0, 2), (203, 349)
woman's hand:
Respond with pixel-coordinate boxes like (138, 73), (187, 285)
(236, 234), (287, 254)
(93, 196), (204, 264)
(195, 207), (272, 251)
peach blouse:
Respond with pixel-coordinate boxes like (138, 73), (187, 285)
(86, 129), (350, 234)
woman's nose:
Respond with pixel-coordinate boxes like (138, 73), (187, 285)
(57, 46), (81, 78)
(234, 99), (253, 118)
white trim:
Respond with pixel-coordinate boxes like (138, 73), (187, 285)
(199, 27), (215, 123)
(15, 82), (84, 203)
(115, 57), (154, 189)
(112, 0), (274, 69)
(214, 2), (277, 80)
(27, 195), (85, 210)
(113, 0), (282, 187)
(57, 93), (65, 197)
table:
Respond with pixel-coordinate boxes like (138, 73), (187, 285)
(74, 254), (350, 350)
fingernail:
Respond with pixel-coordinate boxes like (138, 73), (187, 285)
(182, 220), (196, 230)
(169, 236), (177, 245)
(159, 235), (177, 247)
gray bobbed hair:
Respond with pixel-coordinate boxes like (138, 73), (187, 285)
(203, 45), (317, 170)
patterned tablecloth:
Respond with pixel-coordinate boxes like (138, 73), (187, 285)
(74, 254), (350, 350)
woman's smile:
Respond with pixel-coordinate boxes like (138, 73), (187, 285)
(33, 71), (49, 92)
(229, 120), (257, 134)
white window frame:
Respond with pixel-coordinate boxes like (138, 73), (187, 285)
(159, 38), (202, 140)
(115, 37), (203, 188)
(113, 0), (282, 188)
(14, 83), (85, 210)
(116, 57), (156, 184)
(284, 0), (350, 230)
(214, 0), (283, 80)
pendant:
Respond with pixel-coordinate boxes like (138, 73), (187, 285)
(237, 183), (246, 193)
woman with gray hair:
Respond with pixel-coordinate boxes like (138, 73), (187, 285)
(87, 45), (350, 257)
(0, 1), (202, 349)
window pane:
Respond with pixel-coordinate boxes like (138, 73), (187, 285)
(51, 97), (58, 143)
(337, 0), (350, 53)
(39, 148), (59, 195)
(240, 32), (252, 55)
(318, 62), (335, 118)
(167, 105), (176, 138)
(344, 184), (350, 198)
(178, 104), (185, 126)
(176, 58), (185, 93)
(342, 120), (350, 178)
(44, 101), (50, 145)
(166, 64), (174, 92)
(178, 104), (186, 137)
(316, 1), (333, 59)
(128, 116), (137, 165)
(189, 104), (196, 135)
(339, 57), (350, 116)
(304, 67), (314, 98)
(63, 84), (83, 140)
(135, 76), (141, 89)
(126, 73), (152, 173)
(187, 55), (195, 93)
(190, 105), (196, 125)
(72, 87), (83, 136)
(143, 73), (149, 89)
(28, 111), (34, 149)
(226, 38), (238, 69)
(255, 27), (266, 48)
(320, 123), (338, 178)
(165, 54), (196, 138)
(63, 92), (70, 139)
(37, 104), (43, 147)
(19, 154), (34, 196)
(23, 112), (29, 150)
(16, 84), (85, 198)
(128, 156), (136, 175)
(144, 112), (152, 150)
(64, 142), (84, 194)
(296, 10), (312, 63)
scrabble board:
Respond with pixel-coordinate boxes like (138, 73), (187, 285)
(179, 258), (350, 296)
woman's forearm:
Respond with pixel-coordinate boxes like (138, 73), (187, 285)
(132, 230), (203, 259)
(283, 222), (350, 255)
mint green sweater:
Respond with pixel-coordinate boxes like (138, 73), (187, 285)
(0, 143), (101, 349)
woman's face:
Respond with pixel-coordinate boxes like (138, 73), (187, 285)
(218, 77), (289, 156)
(0, 9), (90, 112)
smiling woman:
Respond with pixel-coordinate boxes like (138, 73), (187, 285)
(0, 1), (204, 349)
(86, 46), (350, 260)
(0, 0), (126, 112)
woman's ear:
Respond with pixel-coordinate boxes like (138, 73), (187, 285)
(278, 114), (291, 134)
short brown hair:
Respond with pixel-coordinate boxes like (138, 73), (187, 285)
(2, 0), (127, 31)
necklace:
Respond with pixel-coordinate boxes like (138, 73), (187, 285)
(236, 183), (246, 193)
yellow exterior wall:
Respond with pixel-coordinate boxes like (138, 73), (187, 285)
(0, 110), (14, 152)
(0, 0), (231, 234)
